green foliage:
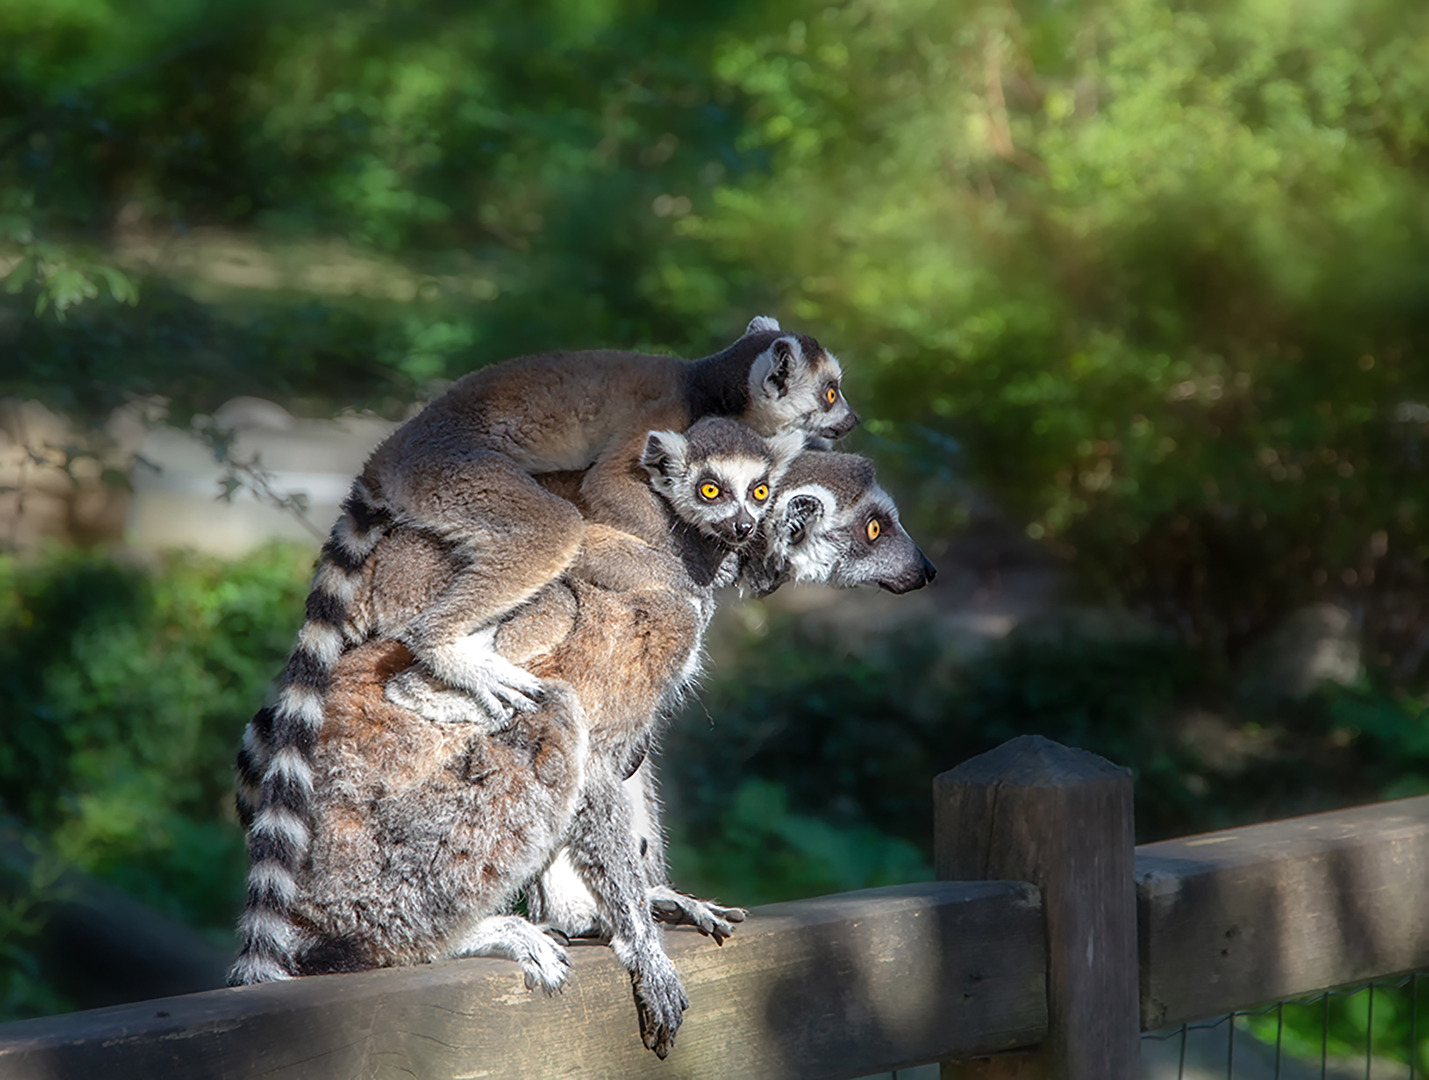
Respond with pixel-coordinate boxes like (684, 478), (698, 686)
(0, 544), (312, 931)
(0, 191), (138, 319)
(665, 616), (1429, 906)
(1241, 979), (1429, 1074)
(688, 0), (1429, 667)
(5, 0), (1429, 672)
(663, 615), (1199, 908)
(669, 778), (930, 907)
(0, 852), (71, 1022)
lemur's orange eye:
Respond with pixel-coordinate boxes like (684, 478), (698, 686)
(866, 518), (881, 542)
(699, 483), (721, 500)
(825, 385), (838, 405)
(752, 484), (769, 502)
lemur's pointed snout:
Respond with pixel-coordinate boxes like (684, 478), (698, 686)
(820, 410), (860, 441)
(878, 544), (937, 594)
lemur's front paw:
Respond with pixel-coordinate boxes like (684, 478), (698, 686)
(452, 915), (572, 994)
(385, 669), (512, 731)
(631, 955), (688, 1060)
(648, 885), (747, 944)
(516, 931), (572, 995)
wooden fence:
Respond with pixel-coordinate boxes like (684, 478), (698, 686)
(2, 734), (1428, 1080)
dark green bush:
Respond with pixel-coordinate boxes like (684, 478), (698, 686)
(0, 544), (311, 933)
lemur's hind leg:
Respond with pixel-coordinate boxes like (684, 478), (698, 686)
(378, 452), (585, 728)
(577, 431), (672, 541)
(527, 762), (747, 944)
(565, 758), (689, 1059)
(625, 762), (746, 942)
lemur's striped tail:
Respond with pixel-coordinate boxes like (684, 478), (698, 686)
(229, 482), (389, 985)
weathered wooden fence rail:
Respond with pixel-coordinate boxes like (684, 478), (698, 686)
(2, 734), (1428, 1080)
(0, 883), (1046, 1079)
(1137, 792), (1429, 1030)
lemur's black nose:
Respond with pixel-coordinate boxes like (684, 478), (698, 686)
(734, 516), (754, 538)
(921, 551), (937, 583)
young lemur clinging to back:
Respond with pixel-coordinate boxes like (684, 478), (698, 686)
(238, 418), (800, 1056)
(368, 416), (802, 727)
(256, 433), (934, 1060)
(234, 318), (854, 985)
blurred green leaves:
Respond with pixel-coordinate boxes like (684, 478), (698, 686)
(0, 544), (313, 932)
(1, 193), (138, 319)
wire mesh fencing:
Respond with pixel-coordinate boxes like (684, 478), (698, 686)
(1141, 973), (1429, 1080)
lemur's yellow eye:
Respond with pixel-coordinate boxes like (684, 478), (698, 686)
(866, 518), (881, 542)
(825, 385), (838, 405)
(699, 482), (721, 500)
(752, 484), (769, 502)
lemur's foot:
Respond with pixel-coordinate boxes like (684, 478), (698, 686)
(648, 885), (747, 944)
(631, 952), (688, 1059)
(443, 625), (547, 714)
(516, 934), (572, 995)
(393, 627), (546, 728)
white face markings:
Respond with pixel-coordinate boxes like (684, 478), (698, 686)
(677, 450), (777, 545)
(765, 473), (904, 585)
(695, 454), (771, 519)
(644, 420), (786, 548)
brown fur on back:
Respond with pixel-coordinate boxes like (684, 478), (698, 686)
(293, 641), (588, 971)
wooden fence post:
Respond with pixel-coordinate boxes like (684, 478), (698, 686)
(933, 735), (1139, 1080)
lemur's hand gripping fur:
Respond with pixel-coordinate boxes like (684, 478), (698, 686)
(384, 626), (545, 729)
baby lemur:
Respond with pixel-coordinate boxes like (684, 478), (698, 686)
(235, 319), (854, 985)
(244, 418), (795, 1057)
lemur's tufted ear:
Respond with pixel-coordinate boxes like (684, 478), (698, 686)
(752, 336), (800, 400)
(744, 315), (781, 335)
(640, 430), (690, 491)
